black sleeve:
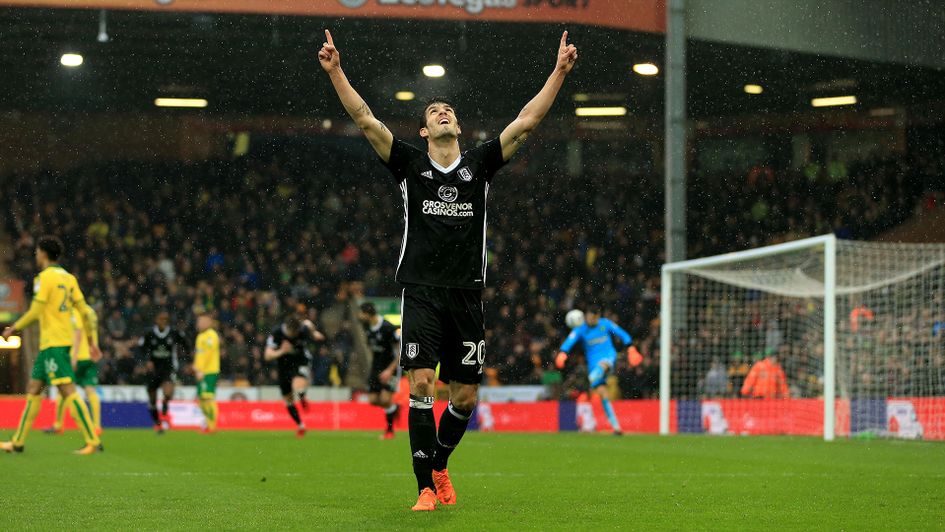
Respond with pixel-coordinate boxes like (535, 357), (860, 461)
(174, 331), (189, 352)
(137, 333), (150, 356)
(383, 322), (399, 346)
(478, 137), (508, 182)
(381, 138), (422, 183)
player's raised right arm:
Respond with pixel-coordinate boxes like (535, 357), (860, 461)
(318, 29), (394, 162)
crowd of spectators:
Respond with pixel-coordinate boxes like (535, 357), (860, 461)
(3, 128), (943, 399)
(675, 291), (945, 400)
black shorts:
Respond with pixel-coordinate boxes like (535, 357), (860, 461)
(278, 365), (311, 396)
(147, 364), (177, 390)
(367, 361), (401, 394)
(400, 284), (484, 385)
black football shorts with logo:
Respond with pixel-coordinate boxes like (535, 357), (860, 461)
(278, 364), (311, 396)
(399, 284), (485, 385)
(147, 363), (177, 390)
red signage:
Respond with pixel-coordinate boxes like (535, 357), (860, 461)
(0, 398), (940, 440)
(476, 401), (559, 432)
(701, 399), (826, 436)
(585, 399), (664, 434)
(0, 0), (666, 34)
(0, 399), (76, 429)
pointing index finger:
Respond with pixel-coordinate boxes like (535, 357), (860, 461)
(325, 29), (335, 47)
(560, 30), (568, 48)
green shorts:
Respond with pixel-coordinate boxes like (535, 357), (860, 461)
(198, 374), (219, 399)
(31, 346), (75, 386)
(74, 359), (99, 387)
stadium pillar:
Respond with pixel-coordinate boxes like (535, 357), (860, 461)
(661, 0), (688, 432)
(664, 0), (687, 263)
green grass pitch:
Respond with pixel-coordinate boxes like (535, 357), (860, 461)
(1, 429), (943, 530)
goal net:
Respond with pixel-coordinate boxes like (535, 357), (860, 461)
(659, 235), (945, 441)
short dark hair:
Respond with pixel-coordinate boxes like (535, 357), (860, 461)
(585, 305), (602, 315)
(421, 96), (455, 126)
(360, 302), (377, 316)
(285, 314), (301, 332)
(37, 235), (64, 261)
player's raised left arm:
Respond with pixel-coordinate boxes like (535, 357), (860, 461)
(500, 31), (578, 162)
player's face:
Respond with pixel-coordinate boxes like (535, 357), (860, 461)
(155, 313), (169, 329)
(421, 103), (460, 140)
(34, 247), (48, 267)
(197, 315), (211, 331)
(357, 311), (370, 324)
(585, 312), (600, 326)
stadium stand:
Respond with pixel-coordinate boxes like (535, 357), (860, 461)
(3, 132), (943, 399)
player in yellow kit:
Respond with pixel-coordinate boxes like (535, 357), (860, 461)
(193, 312), (221, 433)
(47, 307), (102, 436)
(1, 236), (103, 455)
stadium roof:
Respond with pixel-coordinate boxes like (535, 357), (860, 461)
(2, 8), (944, 121)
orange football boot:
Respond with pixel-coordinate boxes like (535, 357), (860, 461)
(411, 488), (437, 511)
(432, 469), (456, 505)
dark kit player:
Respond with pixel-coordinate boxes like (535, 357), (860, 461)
(319, 29), (578, 510)
(358, 302), (402, 439)
(264, 315), (325, 438)
(138, 311), (189, 434)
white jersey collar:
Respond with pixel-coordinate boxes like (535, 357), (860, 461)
(428, 153), (462, 174)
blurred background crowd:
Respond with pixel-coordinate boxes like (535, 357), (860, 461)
(4, 129), (944, 399)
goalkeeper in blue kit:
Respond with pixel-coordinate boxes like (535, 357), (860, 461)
(556, 306), (639, 435)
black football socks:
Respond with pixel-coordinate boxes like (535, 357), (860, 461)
(432, 401), (472, 472)
(286, 402), (303, 427)
(385, 404), (399, 432)
(408, 395), (436, 493)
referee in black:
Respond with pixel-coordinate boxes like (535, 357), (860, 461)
(138, 311), (189, 433)
(320, 29), (578, 511)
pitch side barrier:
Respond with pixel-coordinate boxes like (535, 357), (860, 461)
(0, 396), (941, 439)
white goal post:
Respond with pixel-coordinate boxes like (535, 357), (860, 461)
(660, 234), (945, 441)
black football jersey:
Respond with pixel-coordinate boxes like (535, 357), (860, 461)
(266, 324), (314, 373)
(364, 318), (400, 369)
(138, 326), (187, 370)
(382, 137), (507, 289)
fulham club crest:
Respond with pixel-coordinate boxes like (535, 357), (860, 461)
(458, 167), (473, 182)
